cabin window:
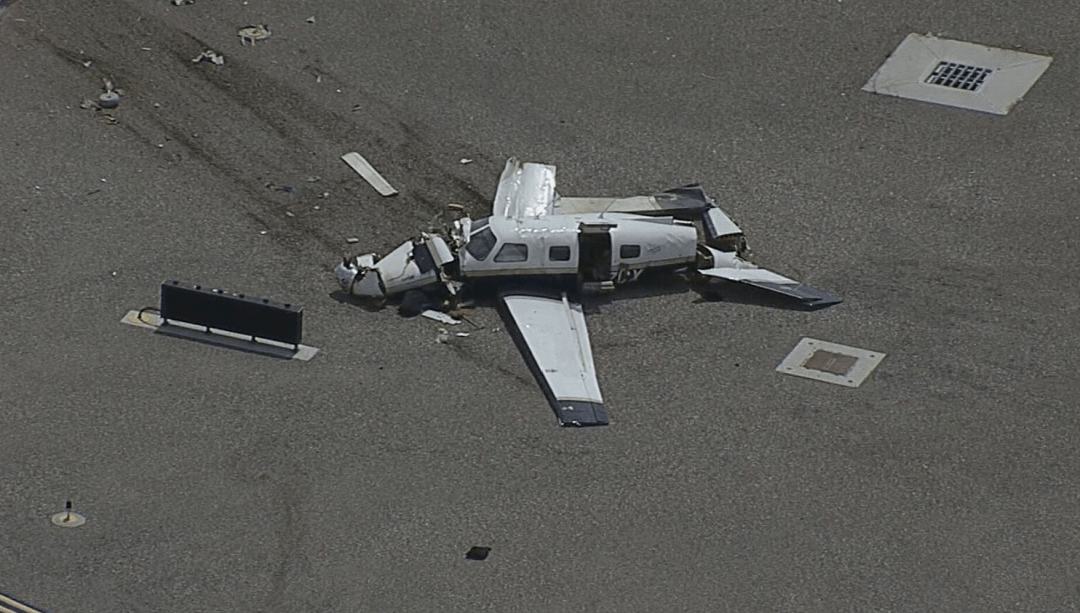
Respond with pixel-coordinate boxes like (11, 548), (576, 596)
(466, 227), (497, 261)
(494, 243), (529, 263)
(549, 245), (571, 261)
(620, 244), (642, 259)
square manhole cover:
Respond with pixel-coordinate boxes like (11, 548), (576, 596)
(862, 33), (1052, 115)
(777, 338), (885, 387)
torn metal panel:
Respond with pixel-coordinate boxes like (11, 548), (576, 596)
(341, 151), (398, 196)
(862, 34), (1052, 115)
(492, 157), (556, 220)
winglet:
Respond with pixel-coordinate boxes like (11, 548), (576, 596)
(555, 401), (609, 427)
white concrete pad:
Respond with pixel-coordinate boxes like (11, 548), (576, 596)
(862, 34), (1052, 115)
(120, 310), (319, 361)
(777, 338), (885, 388)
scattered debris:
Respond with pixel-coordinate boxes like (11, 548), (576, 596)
(455, 332), (470, 338)
(238, 24), (272, 46)
(285, 211), (295, 218)
(465, 546), (491, 561)
(436, 328), (450, 344)
(171, 0), (195, 5)
(459, 158), (473, 164)
(350, 104), (362, 112)
(305, 16), (316, 24)
(259, 230), (268, 235)
(305, 175), (320, 182)
(191, 49), (225, 66)
(341, 151), (397, 196)
(346, 237), (359, 244)
(318, 191), (330, 199)
(421, 310), (461, 325)
(81, 59), (93, 68)
(265, 182), (294, 193)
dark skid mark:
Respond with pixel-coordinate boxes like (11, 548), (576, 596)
(28, 0), (492, 264)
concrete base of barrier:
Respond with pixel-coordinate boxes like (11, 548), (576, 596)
(121, 310), (319, 361)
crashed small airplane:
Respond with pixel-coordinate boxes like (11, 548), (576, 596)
(335, 158), (841, 426)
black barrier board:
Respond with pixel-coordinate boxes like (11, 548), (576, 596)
(160, 280), (303, 346)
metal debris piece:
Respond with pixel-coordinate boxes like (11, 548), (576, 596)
(305, 175), (320, 182)
(98, 91), (120, 109)
(465, 546), (491, 561)
(81, 59), (93, 68)
(341, 151), (397, 196)
(192, 49), (225, 66)
(171, 0), (194, 5)
(79, 98), (96, 110)
(238, 24), (272, 46)
(459, 158), (473, 164)
(285, 211), (295, 218)
(436, 327), (450, 344)
(305, 16), (316, 24)
(455, 332), (469, 338)
(346, 237), (359, 243)
(421, 310), (461, 325)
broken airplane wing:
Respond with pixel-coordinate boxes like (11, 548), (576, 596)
(500, 291), (608, 426)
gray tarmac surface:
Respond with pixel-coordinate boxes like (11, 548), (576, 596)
(2, 0), (1079, 611)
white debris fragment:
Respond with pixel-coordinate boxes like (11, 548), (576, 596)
(421, 310), (461, 325)
(81, 60), (93, 68)
(341, 151), (398, 196)
(436, 328), (450, 344)
(238, 25), (272, 46)
(192, 49), (225, 66)
(455, 332), (470, 338)
(285, 211), (295, 218)
(346, 237), (359, 244)
(259, 230), (268, 235)
(459, 158), (473, 164)
(172, 0), (195, 5)
(305, 16), (316, 24)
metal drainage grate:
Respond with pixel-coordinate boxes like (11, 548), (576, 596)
(862, 34), (1053, 115)
(926, 61), (992, 91)
(803, 350), (859, 376)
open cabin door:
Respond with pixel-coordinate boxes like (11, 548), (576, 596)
(578, 221), (616, 292)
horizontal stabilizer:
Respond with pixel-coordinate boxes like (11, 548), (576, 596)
(698, 248), (841, 310)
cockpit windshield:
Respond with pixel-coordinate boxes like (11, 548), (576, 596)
(465, 226), (497, 261)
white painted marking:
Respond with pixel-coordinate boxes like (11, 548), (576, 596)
(0, 592), (48, 613)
